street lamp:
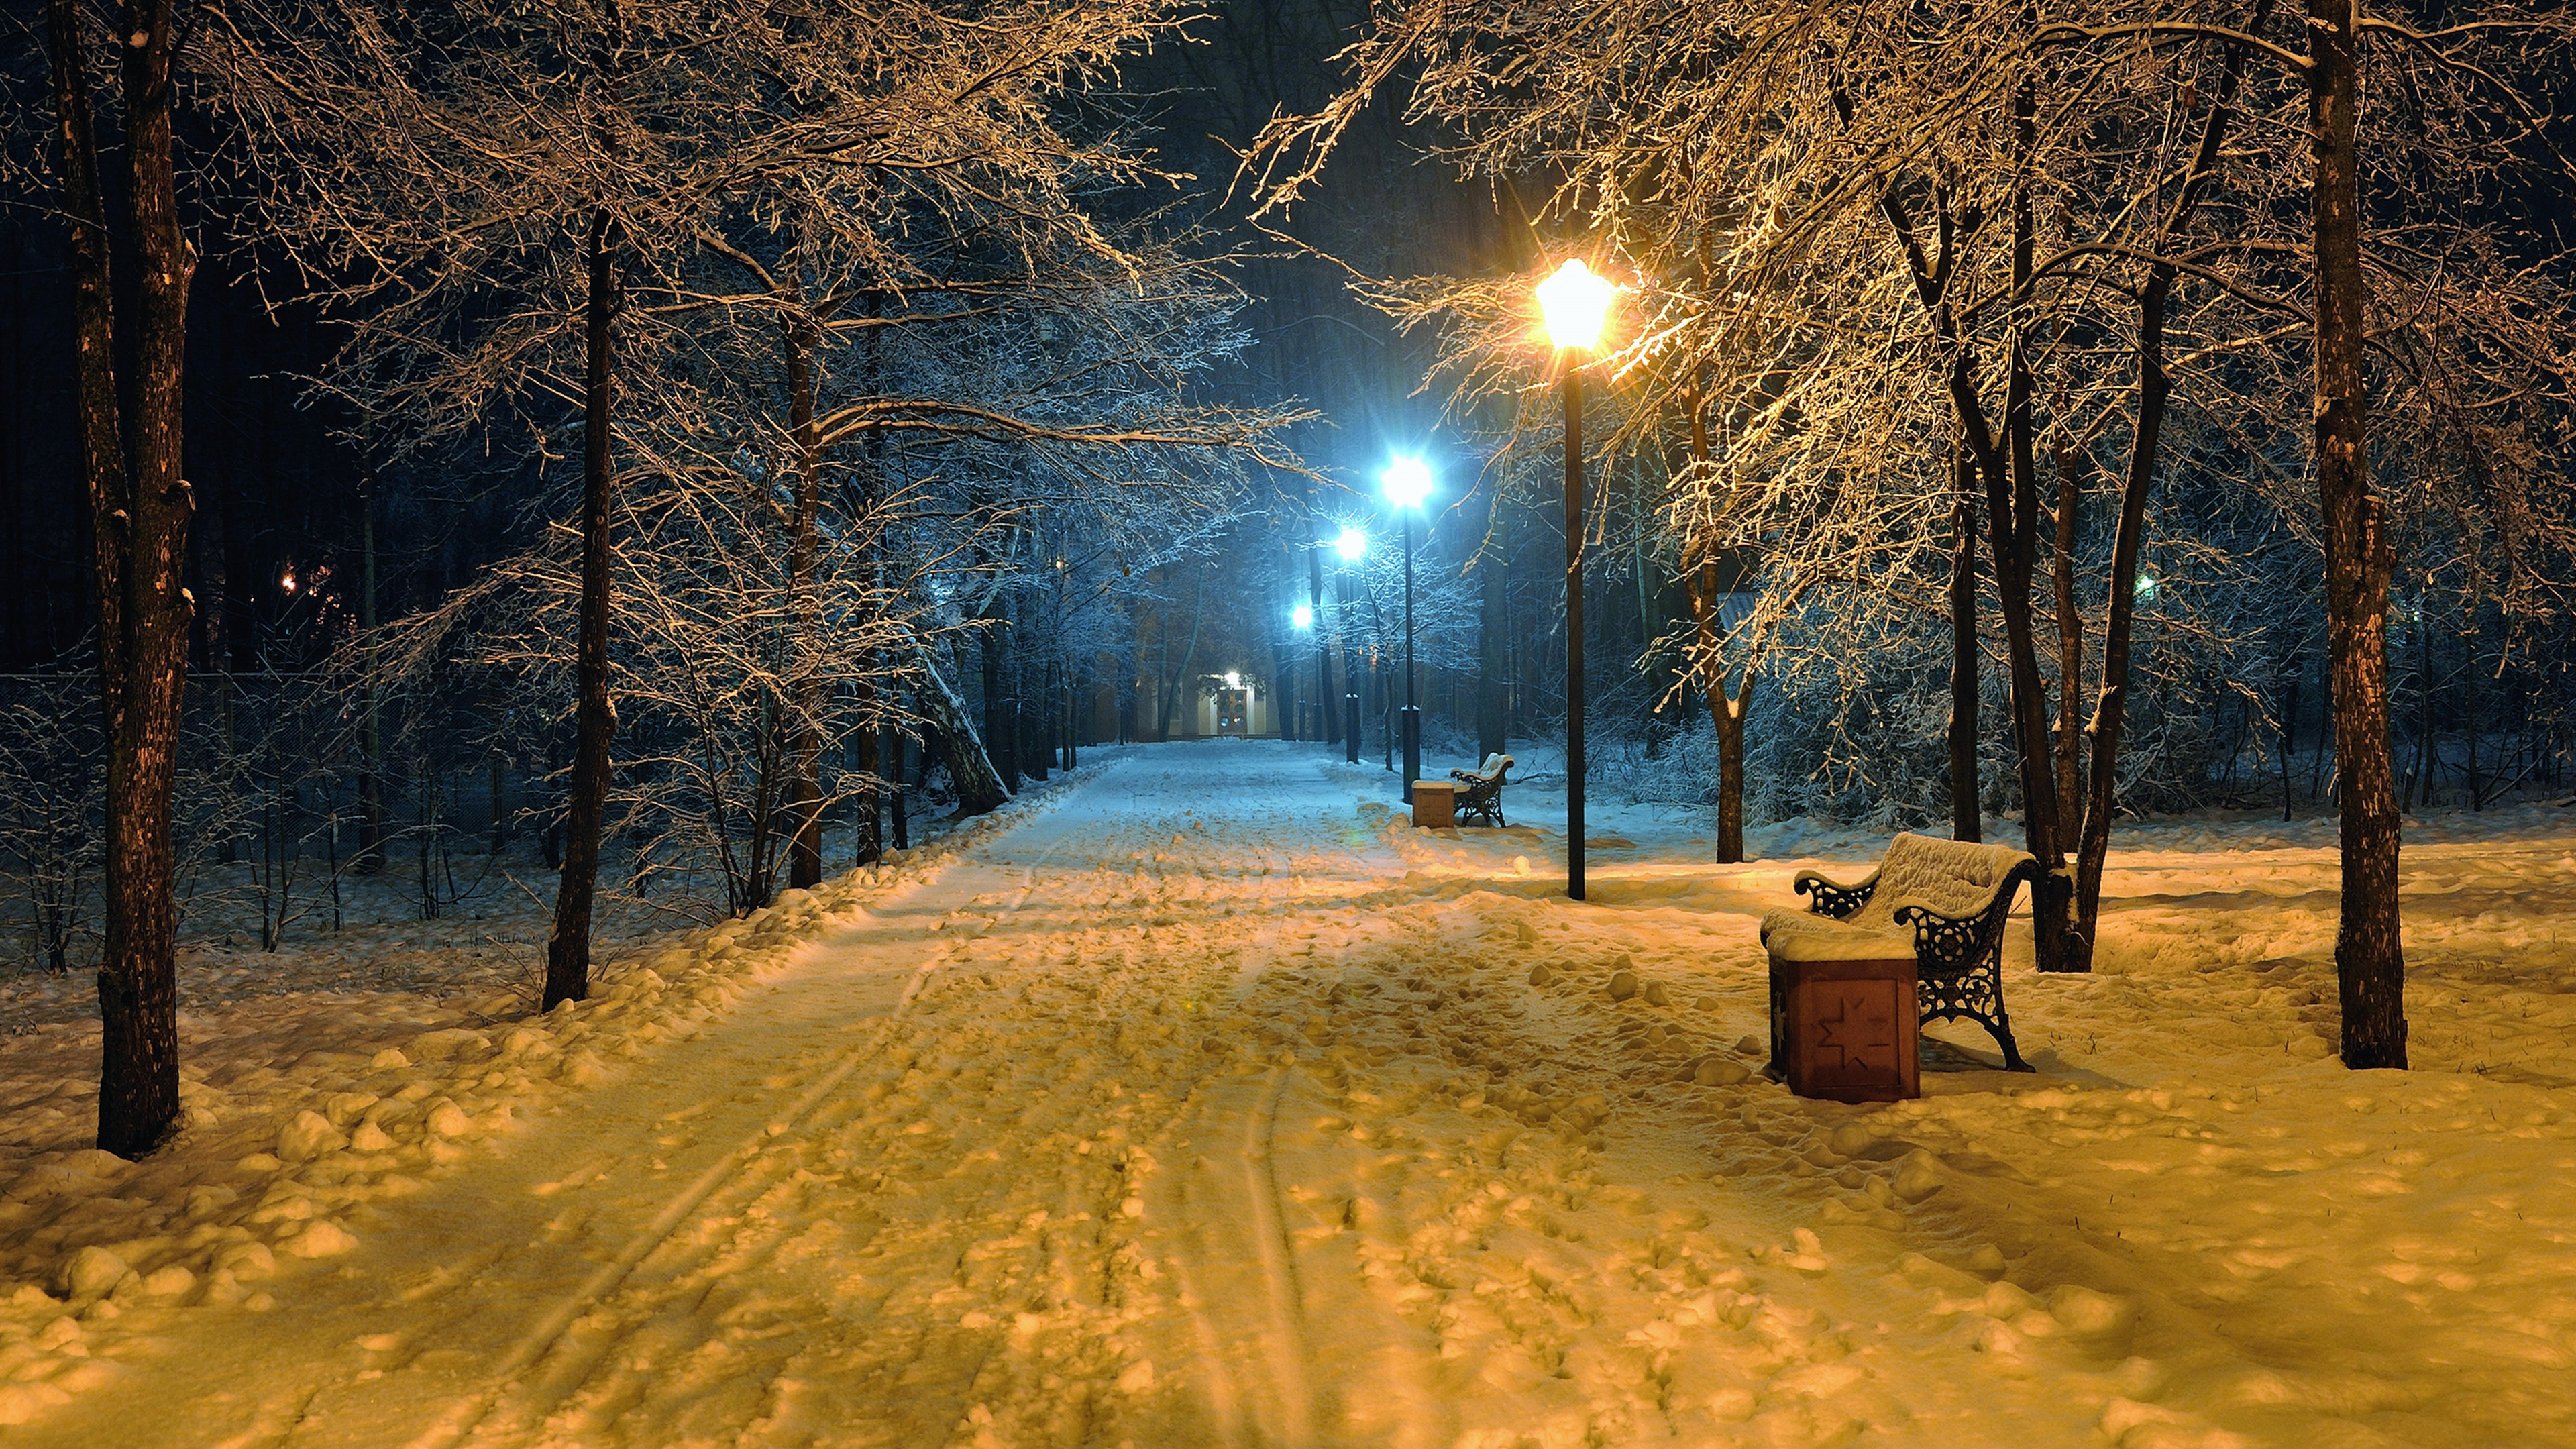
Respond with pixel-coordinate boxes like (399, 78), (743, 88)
(1334, 527), (1366, 763)
(1537, 258), (1616, 901)
(1381, 457), (1432, 802)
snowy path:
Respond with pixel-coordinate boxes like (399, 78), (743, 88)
(17, 742), (2576, 1448)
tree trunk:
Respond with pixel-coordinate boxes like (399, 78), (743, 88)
(52, 0), (193, 1159)
(784, 312), (826, 889)
(2416, 596), (2434, 805)
(1020, 643), (1049, 782)
(1311, 502), (1336, 747)
(2279, 663), (2301, 822)
(1979, 72), (2075, 973)
(543, 207), (620, 1012)
(917, 651), (1008, 815)
(1713, 668), (1748, 862)
(356, 483), (385, 873)
(1156, 574), (1204, 741)
(415, 750), (439, 920)
(2465, 608), (2481, 810)
(2069, 7), (2261, 965)
(1680, 326), (1748, 863)
(1982, 373), (2070, 971)
(2071, 275), (2172, 979)
(1949, 472), (1982, 843)
(888, 712), (910, 850)
(849, 293), (890, 868)
(1631, 463), (1660, 746)
(1682, 545), (1750, 863)
(490, 748), (508, 854)
(1844, 83), (2006, 861)
(1274, 607), (1297, 741)
(2051, 448), (2084, 824)
(200, 478), (237, 865)
(2311, 0), (2406, 1067)
(1063, 668), (1078, 768)
(983, 601), (1018, 788)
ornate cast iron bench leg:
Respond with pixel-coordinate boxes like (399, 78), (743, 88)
(1898, 898), (2035, 1073)
(1450, 775), (1505, 826)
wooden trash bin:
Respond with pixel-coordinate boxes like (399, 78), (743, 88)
(1409, 780), (1458, 828)
(1765, 932), (1919, 1103)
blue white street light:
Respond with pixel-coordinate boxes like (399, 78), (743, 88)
(1292, 603), (1314, 629)
(1381, 456), (1432, 511)
(1381, 457), (1433, 802)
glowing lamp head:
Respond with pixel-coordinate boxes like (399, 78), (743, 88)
(1334, 527), (1368, 563)
(1292, 604), (1314, 629)
(1225, 671), (1242, 689)
(1536, 259), (1616, 352)
(1381, 456), (1433, 511)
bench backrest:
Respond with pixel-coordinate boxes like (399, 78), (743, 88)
(1847, 832), (2034, 932)
(1467, 753), (1513, 783)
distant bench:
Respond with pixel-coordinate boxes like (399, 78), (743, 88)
(1760, 833), (2040, 1073)
(1448, 753), (1513, 826)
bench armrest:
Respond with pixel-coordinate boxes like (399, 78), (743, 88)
(1792, 867), (1880, 920)
(1887, 861), (2037, 975)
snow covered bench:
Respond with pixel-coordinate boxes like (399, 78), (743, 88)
(1760, 833), (2039, 1073)
(1449, 754), (1513, 826)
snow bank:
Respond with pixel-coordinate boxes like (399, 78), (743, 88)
(0, 759), (1108, 1426)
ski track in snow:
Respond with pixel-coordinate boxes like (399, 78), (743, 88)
(6, 741), (2576, 1447)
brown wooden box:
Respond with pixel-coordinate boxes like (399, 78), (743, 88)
(1767, 945), (1920, 1103)
(1409, 780), (1458, 828)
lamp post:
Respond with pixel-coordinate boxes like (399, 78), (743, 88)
(1381, 457), (1432, 802)
(1335, 526), (1366, 763)
(1537, 259), (1615, 902)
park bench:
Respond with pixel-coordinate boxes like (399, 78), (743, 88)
(1448, 753), (1513, 826)
(1759, 833), (2040, 1074)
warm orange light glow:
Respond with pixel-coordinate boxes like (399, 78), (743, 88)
(1536, 260), (1616, 351)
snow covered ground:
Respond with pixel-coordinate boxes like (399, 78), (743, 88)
(5, 739), (2575, 1447)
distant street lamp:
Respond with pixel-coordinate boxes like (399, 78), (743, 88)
(1381, 457), (1433, 803)
(1334, 526), (1366, 763)
(1537, 258), (1616, 901)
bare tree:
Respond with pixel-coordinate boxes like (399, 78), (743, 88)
(214, 0), (1298, 995)
(1257, 0), (2575, 1067)
(37, 0), (195, 1156)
